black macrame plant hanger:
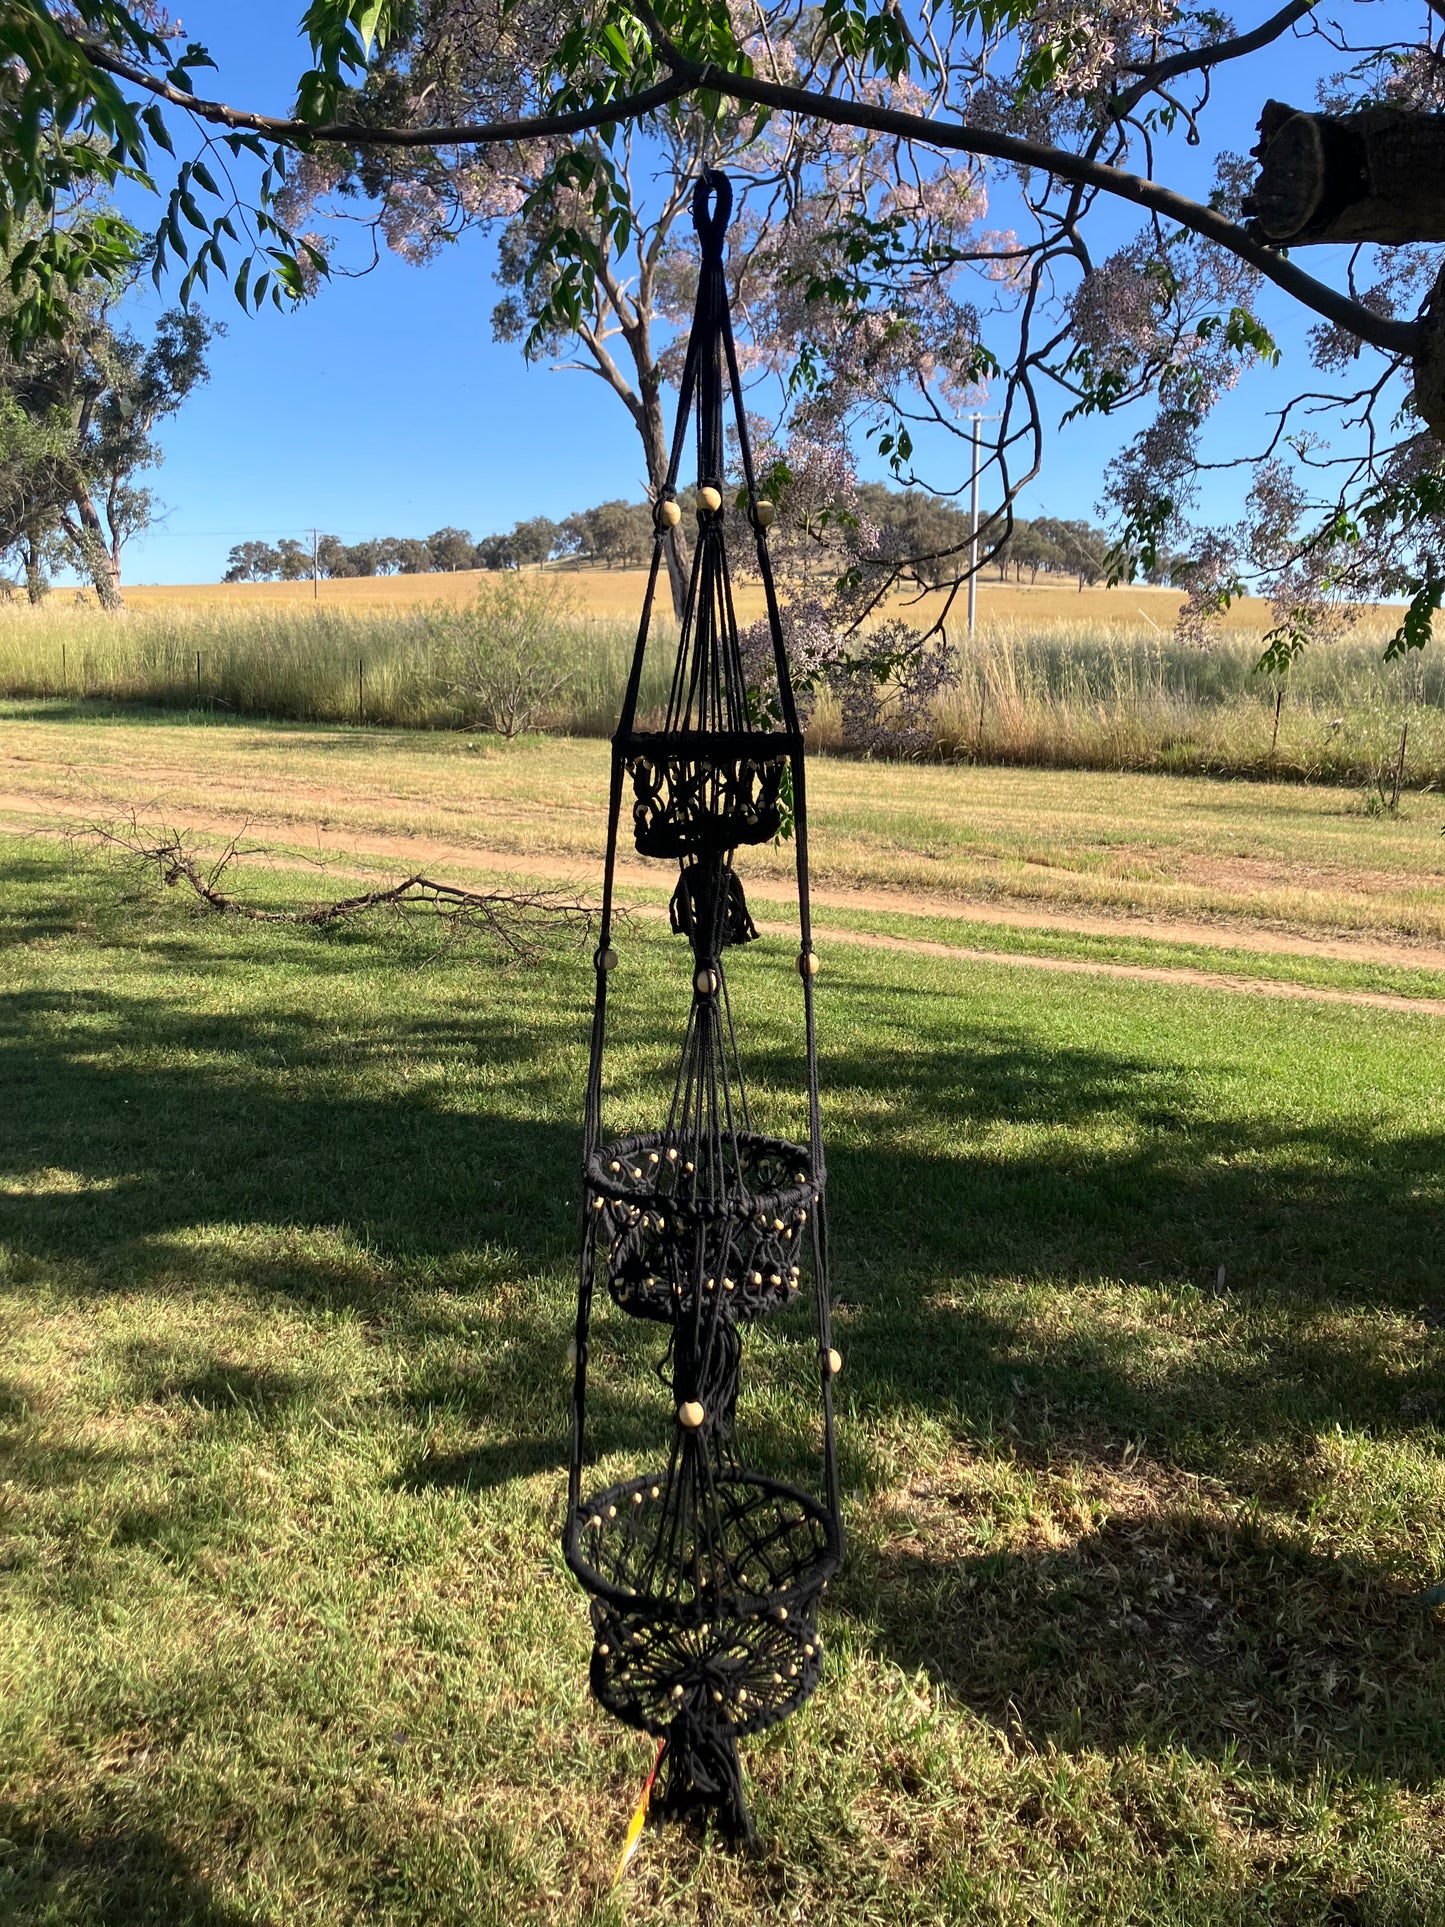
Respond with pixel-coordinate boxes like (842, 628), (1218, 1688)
(564, 169), (845, 1846)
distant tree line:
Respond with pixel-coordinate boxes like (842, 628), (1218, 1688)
(225, 493), (1187, 589)
(852, 487), (1187, 591)
(223, 503), (656, 583)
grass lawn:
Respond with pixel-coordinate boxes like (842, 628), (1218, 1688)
(2, 831), (1444, 1925)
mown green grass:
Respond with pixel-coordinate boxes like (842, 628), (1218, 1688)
(4, 700), (1445, 944)
(2, 839), (1445, 1925)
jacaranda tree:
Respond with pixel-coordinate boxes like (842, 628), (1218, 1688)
(10, 1), (1445, 655)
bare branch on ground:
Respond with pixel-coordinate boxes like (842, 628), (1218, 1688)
(81, 815), (605, 961)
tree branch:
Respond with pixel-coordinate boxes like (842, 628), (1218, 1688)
(1119, 0), (1319, 104)
(67, 32), (694, 148)
(67, 11), (1418, 361)
(88, 817), (604, 960)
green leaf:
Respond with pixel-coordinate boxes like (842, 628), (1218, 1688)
(141, 104), (174, 155)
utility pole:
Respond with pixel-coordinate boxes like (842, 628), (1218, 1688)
(966, 413), (1003, 635)
(968, 415), (981, 636)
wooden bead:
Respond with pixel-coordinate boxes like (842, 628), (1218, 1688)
(597, 945), (618, 973)
(694, 966), (719, 995)
(678, 1400), (706, 1429)
(657, 498), (682, 529)
(755, 500), (776, 529)
(827, 1347), (843, 1376)
(797, 950), (820, 978)
(698, 484), (723, 513)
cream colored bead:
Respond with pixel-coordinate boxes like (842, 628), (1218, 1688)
(827, 1347), (843, 1376)
(797, 950), (820, 978)
(698, 484), (723, 513)
(657, 498), (682, 529)
(597, 945), (618, 973)
(755, 499), (776, 529)
(678, 1400), (706, 1429)
(694, 966), (719, 995)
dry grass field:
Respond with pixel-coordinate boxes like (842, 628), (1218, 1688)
(113, 565), (1379, 635)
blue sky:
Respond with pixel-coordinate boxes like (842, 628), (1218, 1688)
(107, 2), (1419, 584)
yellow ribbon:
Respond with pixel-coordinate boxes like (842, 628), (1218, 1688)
(613, 1740), (666, 1885)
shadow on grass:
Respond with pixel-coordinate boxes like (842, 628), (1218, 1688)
(0, 1804), (253, 1927)
(3, 881), (1444, 1798)
(844, 1477), (1445, 1785)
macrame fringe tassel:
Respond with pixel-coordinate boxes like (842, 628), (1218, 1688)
(669, 866), (759, 948)
(656, 1707), (755, 1846)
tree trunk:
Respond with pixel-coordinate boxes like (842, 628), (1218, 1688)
(1245, 100), (1445, 245)
(639, 379), (689, 621)
(24, 536), (46, 605)
(66, 494), (124, 610)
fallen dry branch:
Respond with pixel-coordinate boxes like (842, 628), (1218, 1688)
(84, 816), (604, 960)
